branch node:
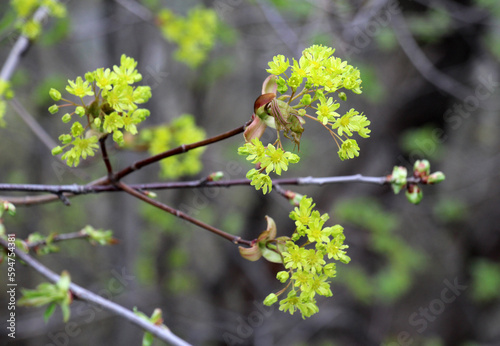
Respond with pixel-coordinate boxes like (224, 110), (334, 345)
(56, 192), (71, 206)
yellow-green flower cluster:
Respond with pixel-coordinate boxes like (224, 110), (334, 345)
(266, 45), (370, 161)
(0, 80), (14, 127)
(50, 55), (152, 167)
(139, 114), (206, 179)
(238, 138), (300, 194)
(157, 6), (219, 68)
(10, 0), (66, 39)
(264, 196), (350, 318)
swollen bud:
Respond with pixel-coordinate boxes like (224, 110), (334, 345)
(61, 113), (71, 123)
(300, 94), (312, 106)
(75, 106), (85, 117)
(263, 293), (278, 306)
(49, 88), (61, 101)
(276, 271), (289, 283)
(413, 159), (430, 178)
(390, 166), (407, 194)
(339, 92), (347, 101)
(52, 146), (63, 156)
(207, 171), (224, 182)
(48, 104), (59, 114)
(427, 171), (445, 184)
(405, 184), (423, 205)
(84, 71), (95, 82)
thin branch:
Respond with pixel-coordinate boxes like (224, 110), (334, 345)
(0, 7), (49, 81)
(0, 122), (251, 205)
(99, 136), (114, 181)
(0, 174), (417, 205)
(9, 97), (59, 150)
(114, 181), (253, 247)
(114, 0), (154, 22)
(390, 10), (474, 101)
(0, 174), (401, 194)
(255, 0), (302, 56)
(110, 120), (251, 182)
(0, 237), (191, 346)
(24, 230), (89, 249)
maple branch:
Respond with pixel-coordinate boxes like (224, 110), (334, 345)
(0, 237), (191, 346)
(114, 181), (253, 247)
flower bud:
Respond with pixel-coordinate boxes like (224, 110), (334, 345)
(84, 71), (95, 82)
(276, 271), (289, 283)
(300, 94), (312, 106)
(427, 171), (445, 184)
(405, 184), (423, 204)
(113, 130), (124, 144)
(48, 104), (59, 114)
(61, 113), (71, 123)
(75, 106), (85, 117)
(263, 293), (278, 306)
(413, 159), (430, 178)
(58, 134), (72, 144)
(52, 146), (63, 156)
(339, 92), (347, 101)
(49, 88), (61, 101)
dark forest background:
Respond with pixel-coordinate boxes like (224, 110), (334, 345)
(1, 0), (500, 345)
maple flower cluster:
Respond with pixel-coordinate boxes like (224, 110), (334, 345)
(157, 6), (219, 68)
(266, 44), (370, 161)
(49, 55), (152, 166)
(238, 138), (300, 194)
(263, 196), (350, 318)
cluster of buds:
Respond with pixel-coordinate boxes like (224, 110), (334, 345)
(389, 160), (445, 204)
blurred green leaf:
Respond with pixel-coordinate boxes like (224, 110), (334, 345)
(407, 7), (452, 43)
(471, 259), (500, 302)
(40, 16), (71, 46)
(400, 126), (444, 160)
(433, 198), (467, 223)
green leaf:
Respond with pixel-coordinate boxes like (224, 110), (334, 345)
(44, 303), (57, 323)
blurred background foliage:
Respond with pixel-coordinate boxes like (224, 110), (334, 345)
(0, 0), (499, 345)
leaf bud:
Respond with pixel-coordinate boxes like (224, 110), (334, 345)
(427, 171), (445, 184)
(405, 184), (423, 205)
(413, 159), (430, 178)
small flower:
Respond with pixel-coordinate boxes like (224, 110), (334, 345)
(338, 139), (360, 160)
(66, 76), (94, 98)
(261, 144), (289, 175)
(316, 96), (340, 125)
(266, 55), (290, 75)
(71, 122), (84, 137)
(283, 242), (307, 271)
(94, 68), (114, 91)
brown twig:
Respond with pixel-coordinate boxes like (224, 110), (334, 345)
(114, 181), (253, 247)
(0, 121), (251, 205)
(109, 120), (251, 182)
